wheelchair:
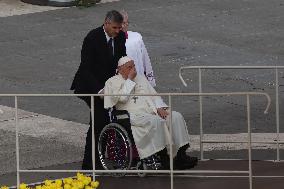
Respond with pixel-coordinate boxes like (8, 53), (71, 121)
(98, 109), (162, 177)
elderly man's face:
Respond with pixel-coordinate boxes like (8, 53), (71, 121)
(118, 60), (135, 77)
(104, 20), (122, 37)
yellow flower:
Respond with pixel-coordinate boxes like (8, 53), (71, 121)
(1, 186), (9, 189)
(71, 186), (78, 189)
(76, 182), (84, 189)
(82, 178), (91, 186)
(20, 183), (27, 189)
(63, 184), (71, 189)
(55, 180), (62, 187)
(90, 181), (99, 188)
(44, 180), (52, 186)
(0, 175), (100, 189)
(76, 173), (84, 181)
(71, 180), (78, 187)
(63, 178), (73, 185)
(49, 183), (57, 189)
(86, 177), (92, 182)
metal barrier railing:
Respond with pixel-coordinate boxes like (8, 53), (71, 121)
(0, 92), (270, 189)
(179, 66), (284, 161)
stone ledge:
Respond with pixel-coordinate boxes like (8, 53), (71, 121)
(21, 0), (76, 7)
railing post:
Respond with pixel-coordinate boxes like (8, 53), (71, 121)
(91, 96), (96, 180)
(15, 96), (20, 188)
(0, 92), (271, 189)
(198, 68), (204, 160)
(247, 95), (253, 189)
(168, 95), (174, 189)
(275, 68), (280, 161)
(179, 66), (283, 163)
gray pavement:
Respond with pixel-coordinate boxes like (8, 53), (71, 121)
(0, 0), (284, 186)
(1, 104), (283, 177)
(0, 0), (283, 132)
(0, 105), (86, 175)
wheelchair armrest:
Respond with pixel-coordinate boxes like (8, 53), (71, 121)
(109, 108), (130, 123)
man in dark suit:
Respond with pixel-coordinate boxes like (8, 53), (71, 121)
(70, 10), (126, 170)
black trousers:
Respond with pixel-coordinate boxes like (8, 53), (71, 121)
(81, 96), (109, 170)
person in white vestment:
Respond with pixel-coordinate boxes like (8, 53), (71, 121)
(104, 56), (198, 169)
(120, 10), (156, 87)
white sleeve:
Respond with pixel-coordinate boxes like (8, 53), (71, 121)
(142, 75), (167, 108)
(104, 79), (136, 109)
(154, 97), (168, 109)
(119, 79), (136, 103)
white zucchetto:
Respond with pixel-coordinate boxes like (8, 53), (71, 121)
(118, 56), (133, 67)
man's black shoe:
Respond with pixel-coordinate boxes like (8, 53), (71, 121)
(174, 155), (198, 170)
(157, 148), (170, 170)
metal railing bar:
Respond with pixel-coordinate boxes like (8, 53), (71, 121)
(2, 92), (271, 188)
(201, 140), (284, 144)
(199, 68), (204, 160)
(168, 95), (174, 189)
(275, 68), (280, 161)
(18, 169), (249, 174)
(0, 92), (271, 114)
(91, 96), (96, 180)
(247, 95), (252, 189)
(10, 174), (284, 188)
(200, 159), (282, 161)
(15, 96), (20, 188)
(178, 66), (282, 164)
(179, 66), (284, 87)
(181, 66), (284, 68)
(0, 92), (273, 97)
(172, 175), (284, 178)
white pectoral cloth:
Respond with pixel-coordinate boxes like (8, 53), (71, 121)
(104, 74), (190, 159)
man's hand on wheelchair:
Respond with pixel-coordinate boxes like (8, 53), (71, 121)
(157, 108), (169, 120)
(98, 88), (104, 99)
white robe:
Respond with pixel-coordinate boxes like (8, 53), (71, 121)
(126, 31), (156, 87)
(104, 74), (190, 159)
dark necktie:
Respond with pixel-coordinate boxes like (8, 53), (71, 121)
(108, 38), (113, 56)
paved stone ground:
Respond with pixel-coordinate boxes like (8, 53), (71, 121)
(0, 0), (120, 17)
(1, 104), (284, 176)
(0, 0), (64, 17)
(0, 0), (283, 134)
(0, 105), (87, 175)
(0, 0), (284, 187)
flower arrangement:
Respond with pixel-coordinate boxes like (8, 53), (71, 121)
(0, 173), (99, 189)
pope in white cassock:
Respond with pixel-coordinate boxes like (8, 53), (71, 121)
(104, 56), (198, 169)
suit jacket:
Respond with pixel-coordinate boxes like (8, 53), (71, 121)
(71, 25), (126, 96)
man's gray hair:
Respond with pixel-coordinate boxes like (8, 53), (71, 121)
(120, 10), (128, 20)
(105, 10), (124, 23)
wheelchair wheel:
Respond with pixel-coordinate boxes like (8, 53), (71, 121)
(98, 123), (133, 177)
